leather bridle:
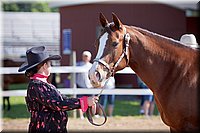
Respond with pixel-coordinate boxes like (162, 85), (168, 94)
(93, 31), (130, 77)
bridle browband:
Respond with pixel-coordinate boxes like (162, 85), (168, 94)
(93, 28), (130, 77)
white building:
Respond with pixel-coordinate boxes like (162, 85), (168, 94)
(2, 12), (60, 62)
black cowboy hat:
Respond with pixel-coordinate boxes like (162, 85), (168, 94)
(18, 46), (61, 72)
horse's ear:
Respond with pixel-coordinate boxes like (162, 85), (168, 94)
(112, 12), (123, 30)
(99, 12), (108, 28)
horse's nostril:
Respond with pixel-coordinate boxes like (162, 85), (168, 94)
(95, 71), (101, 82)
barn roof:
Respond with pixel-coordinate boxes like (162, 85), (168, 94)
(49, 0), (199, 10)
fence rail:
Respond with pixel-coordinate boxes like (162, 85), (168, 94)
(0, 66), (135, 74)
(2, 88), (153, 97)
(1, 66), (153, 97)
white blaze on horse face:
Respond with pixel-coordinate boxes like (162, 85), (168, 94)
(96, 32), (109, 59)
(89, 32), (109, 87)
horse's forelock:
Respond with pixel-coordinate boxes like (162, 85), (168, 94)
(104, 22), (122, 34)
(104, 26), (112, 34)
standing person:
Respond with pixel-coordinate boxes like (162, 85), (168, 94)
(99, 77), (115, 117)
(76, 50), (93, 119)
(18, 46), (98, 133)
(137, 76), (155, 116)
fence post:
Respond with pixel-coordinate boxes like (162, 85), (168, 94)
(70, 51), (77, 118)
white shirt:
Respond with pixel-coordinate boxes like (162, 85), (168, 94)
(76, 61), (93, 88)
(104, 77), (115, 89)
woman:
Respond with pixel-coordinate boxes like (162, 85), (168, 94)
(18, 46), (98, 133)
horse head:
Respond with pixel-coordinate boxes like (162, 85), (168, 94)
(88, 13), (130, 88)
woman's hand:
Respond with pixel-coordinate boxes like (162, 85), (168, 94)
(87, 96), (99, 107)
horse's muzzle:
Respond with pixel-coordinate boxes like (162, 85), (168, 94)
(88, 65), (108, 88)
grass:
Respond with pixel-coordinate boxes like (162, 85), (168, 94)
(114, 100), (141, 116)
(2, 96), (159, 119)
(3, 97), (29, 119)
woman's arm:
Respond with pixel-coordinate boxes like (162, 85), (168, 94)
(28, 84), (82, 112)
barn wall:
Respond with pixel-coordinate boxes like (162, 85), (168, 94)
(186, 17), (200, 43)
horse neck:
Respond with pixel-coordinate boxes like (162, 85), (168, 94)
(127, 26), (196, 92)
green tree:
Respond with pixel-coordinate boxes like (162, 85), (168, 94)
(2, 2), (58, 12)
(31, 2), (51, 12)
(3, 3), (20, 12)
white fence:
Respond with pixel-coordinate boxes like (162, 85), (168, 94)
(1, 66), (153, 97)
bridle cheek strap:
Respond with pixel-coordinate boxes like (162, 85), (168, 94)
(112, 33), (130, 74)
(124, 33), (130, 64)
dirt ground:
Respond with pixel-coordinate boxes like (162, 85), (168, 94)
(2, 116), (170, 132)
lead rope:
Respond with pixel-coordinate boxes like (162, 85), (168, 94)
(86, 78), (111, 126)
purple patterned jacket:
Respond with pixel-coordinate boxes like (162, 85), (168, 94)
(25, 79), (81, 133)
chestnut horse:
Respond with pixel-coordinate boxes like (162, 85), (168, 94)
(88, 13), (200, 132)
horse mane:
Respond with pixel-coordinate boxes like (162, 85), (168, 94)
(125, 25), (198, 63)
(130, 26), (193, 49)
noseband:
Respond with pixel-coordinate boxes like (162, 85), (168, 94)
(93, 32), (130, 77)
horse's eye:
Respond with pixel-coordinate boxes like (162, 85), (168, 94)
(112, 42), (118, 47)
